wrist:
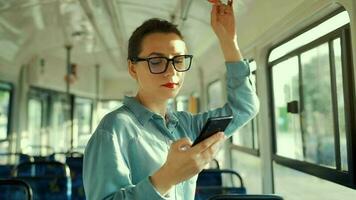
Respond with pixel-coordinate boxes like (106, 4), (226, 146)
(150, 165), (174, 195)
(219, 39), (243, 62)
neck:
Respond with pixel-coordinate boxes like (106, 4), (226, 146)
(135, 92), (168, 118)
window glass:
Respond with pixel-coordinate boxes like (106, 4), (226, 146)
(333, 38), (348, 171)
(300, 43), (335, 168)
(74, 97), (92, 149)
(272, 57), (303, 160)
(49, 94), (71, 153)
(26, 89), (71, 154)
(176, 96), (189, 112)
(27, 97), (44, 155)
(232, 122), (253, 148)
(231, 150), (262, 193)
(167, 98), (176, 112)
(208, 80), (224, 110)
(97, 100), (123, 120)
(0, 86), (11, 140)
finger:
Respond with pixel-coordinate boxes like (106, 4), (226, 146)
(218, 3), (225, 15)
(192, 132), (224, 153)
(199, 139), (224, 163)
(228, 0), (233, 7)
(203, 137), (225, 159)
(211, 2), (218, 24)
(224, 3), (233, 14)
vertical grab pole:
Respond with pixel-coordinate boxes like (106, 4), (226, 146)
(65, 44), (74, 151)
(95, 64), (100, 123)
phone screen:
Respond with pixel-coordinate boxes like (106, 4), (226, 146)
(192, 116), (233, 146)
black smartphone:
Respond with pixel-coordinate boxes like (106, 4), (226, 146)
(192, 115), (233, 146)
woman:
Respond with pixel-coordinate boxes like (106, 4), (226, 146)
(83, 0), (259, 199)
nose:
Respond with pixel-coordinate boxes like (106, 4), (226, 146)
(164, 60), (177, 76)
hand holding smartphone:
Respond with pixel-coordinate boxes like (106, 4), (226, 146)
(192, 115), (233, 146)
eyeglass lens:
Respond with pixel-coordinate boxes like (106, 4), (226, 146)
(148, 55), (191, 73)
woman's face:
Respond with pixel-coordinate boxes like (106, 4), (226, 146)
(129, 32), (188, 101)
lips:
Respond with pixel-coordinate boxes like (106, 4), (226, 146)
(162, 82), (178, 89)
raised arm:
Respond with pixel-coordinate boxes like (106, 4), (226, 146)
(211, 0), (242, 62)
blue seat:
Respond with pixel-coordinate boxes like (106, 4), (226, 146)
(0, 165), (14, 178)
(33, 154), (56, 162)
(195, 169), (246, 200)
(196, 187), (247, 200)
(0, 178), (33, 200)
(208, 194), (284, 200)
(0, 153), (32, 178)
(13, 161), (72, 200)
(66, 152), (85, 200)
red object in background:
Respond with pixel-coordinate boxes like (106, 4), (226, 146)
(64, 63), (78, 84)
(208, 0), (218, 3)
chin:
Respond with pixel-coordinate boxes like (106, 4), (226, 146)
(162, 90), (179, 100)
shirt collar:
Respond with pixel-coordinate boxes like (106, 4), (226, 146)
(123, 96), (180, 128)
(123, 96), (155, 126)
(166, 111), (179, 127)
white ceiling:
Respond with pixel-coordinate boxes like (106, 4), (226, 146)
(0, 0), (341, 89)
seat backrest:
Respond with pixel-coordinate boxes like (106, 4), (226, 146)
(17, 177), (71, 200)
(66, 155), (85, 200)
(0, 153), (33, 178)
(208, 194), (284, 200)
(195, 186), (247, 200)
(33, 154), (56, 162)
(0, 165), (14, 178)
(0, 179), (33, 200)
(197, 169), (244, 188)
(13, 161), (70, 177)
(13, 161), (72, 200)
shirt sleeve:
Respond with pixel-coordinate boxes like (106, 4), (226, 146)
(83, 128), (169, 200)
(176, 60), (260, 140)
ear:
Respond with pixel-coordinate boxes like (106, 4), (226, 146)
(128, 60), (138, 80)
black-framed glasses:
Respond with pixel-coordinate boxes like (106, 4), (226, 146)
(131, 55), (193, 74)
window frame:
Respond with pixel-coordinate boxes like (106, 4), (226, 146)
(0, 81), (13, 142)
(268, 9), (356, 189)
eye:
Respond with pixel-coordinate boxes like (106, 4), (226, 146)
(149, 58), (164, 65)
(174, 56), (185, 64)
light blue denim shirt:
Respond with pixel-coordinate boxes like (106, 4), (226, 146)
(83, 60), (259, 200)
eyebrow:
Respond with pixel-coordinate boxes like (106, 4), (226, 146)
(147, 52), (185, 57)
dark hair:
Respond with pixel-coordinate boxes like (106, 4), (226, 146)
(128, 18), (183, 60)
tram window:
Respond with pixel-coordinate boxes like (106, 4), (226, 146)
(27, 97), (43, 155)
(97, 100), (123, 120)
(270, 10), (354, 187)
(301, 43), (336, 167)
(232, 60), (259, 152)
(176, 96), (189, 112)
(0, 83), (12, 141)
(208, 80), (224, 110)
(74, 97), (93, 148)
(27, 88), (71, 154)
(167, 98), (176, 111)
